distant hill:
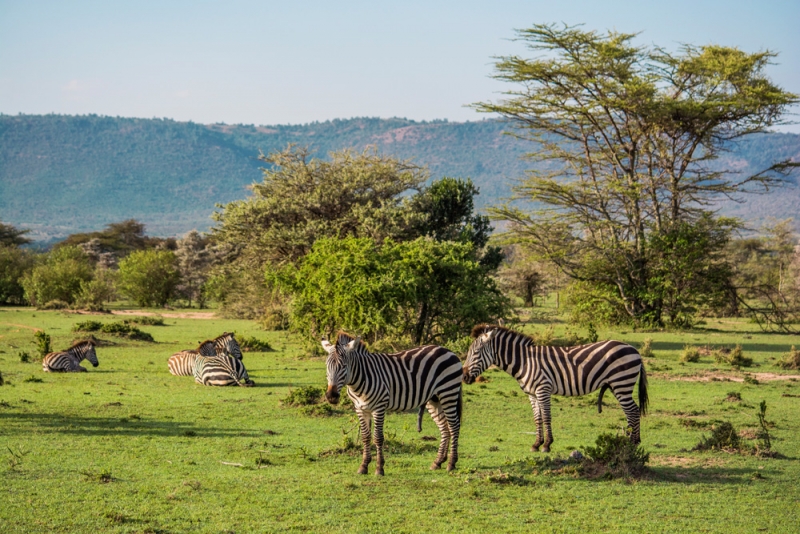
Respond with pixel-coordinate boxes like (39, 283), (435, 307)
(1, 114), (798, 240)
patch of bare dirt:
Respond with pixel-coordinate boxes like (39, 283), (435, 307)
(650, 456), (727, 468)
(0, 322), (43, 332)
(110, 310), (217, 320)
(650, 371), (800, 382)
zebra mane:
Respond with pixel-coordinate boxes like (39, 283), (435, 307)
(215, 332), (234, 341)
(471, 324), (534, 343)
(335, 331), (358, 345)
(69, 339), (96, 350)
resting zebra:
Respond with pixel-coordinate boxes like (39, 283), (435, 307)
(168, 333), (243, 376)
(463, 325), (648, 451)
(42, 340), (98, 372)
(323, 333), (463, 476)
(193, 354), (254, 387)
(168, 340), (223, 376)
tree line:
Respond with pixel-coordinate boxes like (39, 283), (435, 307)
(1, 24), (799, 342)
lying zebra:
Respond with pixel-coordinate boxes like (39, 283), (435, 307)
(463, 325), (648, 451)
(323, 333), (462, 475)
(193, 354), (253, 387)
(168, 332), (243, 376)
(42, 340), (98, 372)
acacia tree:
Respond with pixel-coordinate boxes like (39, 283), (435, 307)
(476, 24), (798, 326)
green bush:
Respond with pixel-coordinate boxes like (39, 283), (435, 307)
(22, 246), (93, 307)
(77, 268), (117, 311)
(272, 236), (509, 347)
(118, 249), (180, 307)
(0, 245), (35, 304)
(777, 346), (800, 370)
(73, 320), (154, 342)
(34, 331), (51, 358)
(123, 315), (165, 326)
(713, 345), (752, 367)
(581, 433), (649, 478)
(281, 386), (325, 407)
(680, 345), (700, 363)
(692, 422), (742, 452)
(18, 351), (31, 363)
(237, 335), (273, 352)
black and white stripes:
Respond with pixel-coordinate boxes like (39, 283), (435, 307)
(193, 354), (253, 387)
(323, 332), (462, 475)
(42, 340), (99, 372)
(463, 325), (648, 451)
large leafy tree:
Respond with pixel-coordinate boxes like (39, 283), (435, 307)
(22, 246), (93, 307)
(118, 249), (181, 307)
(0, 220), (32, 247)
(476, 24), (798, 326)
(272, 236), (510, 347)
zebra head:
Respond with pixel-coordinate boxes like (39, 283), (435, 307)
(218, 332), (243, 360)
(74, 340), (99, 367)
(462, 327), (498, 384)
(322, 333), (358, 404)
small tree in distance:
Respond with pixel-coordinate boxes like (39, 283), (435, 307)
(118, 249), (180, 307)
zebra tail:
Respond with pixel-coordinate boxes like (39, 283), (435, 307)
(638, 364), (649, 417)
(417, 405), (425, 432)
(597, 383), (610, 413)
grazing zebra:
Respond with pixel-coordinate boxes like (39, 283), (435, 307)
(462, 325), (648, 451)
(167, 340), (218, 376)
(42, 340), (98, 372)
(193, 354), (254, 387)
(322, 332), (463, 476)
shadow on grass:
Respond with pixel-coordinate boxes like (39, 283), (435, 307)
(0, 411), (262, 438)
(649, 341), (790, 353)
(648, 465), (781, 485)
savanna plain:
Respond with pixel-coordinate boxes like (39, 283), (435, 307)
(1, 307), (799, 533)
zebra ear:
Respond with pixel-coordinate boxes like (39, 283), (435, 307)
(346, 337), (361, 351)
(482, 329), (497, 342)
(321, 340), (334, 354)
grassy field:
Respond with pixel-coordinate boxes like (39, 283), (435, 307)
(1, 307), (799, 533)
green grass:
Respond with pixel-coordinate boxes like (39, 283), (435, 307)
(1, 307), (799, 533)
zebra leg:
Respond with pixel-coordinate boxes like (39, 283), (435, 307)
(444, 400), (460, 472)
(373, 410), (386, 476)
(427, 402), (450, 470)
(356, 410), (373, 475)
(612, 386), (642, 444)
(535, 389), (554, 452)
(528, 394), (544, 451)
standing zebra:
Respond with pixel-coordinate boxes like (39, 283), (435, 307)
(463, 325), (648, 451)
(168, 333), (243, 376)
(323, 332), (463, 476)
(193, 354), (254, 387)
(42, 340), (99, 372)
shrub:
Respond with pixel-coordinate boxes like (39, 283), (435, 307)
(18, 351), (31, 363)
(34, 330), (51, 358)
(76, 268), (117, 311)
(640, 338), (654, 358)
(680, 345), (700, 363)
(0, 245), (35, 304)
(755, 400), (773, 454)
(713, 345), (752, 367)
(530, 326), (555, 346)
(281, 386), (325, 407)
(124, 315), (165, 326)
(581, 432), (649, 479)
(74, 320), (154, 342)
(237, 335), (274, 352)
(692, 422), (742, 452)
(587, 323), (599, 343)
(22, 246), (93, 306)
(777, 346), (800, 370)
(118, 249), (181, 307)
(41, 299), (69, 310)
(725, 391), (742, 402)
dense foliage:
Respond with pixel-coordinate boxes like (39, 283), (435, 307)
(117, 249), (181, 307)
(22, 246), (93, 307)
(271, 236), (510, 347)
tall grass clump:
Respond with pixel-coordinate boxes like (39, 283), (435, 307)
(640, 338), (654, 358)
(34, 331), (51, 359)
(237, 335), (274, 352)
(680, 345), (700, 363)
(777, 346), (800, 370)
(713, 345), (752, 367)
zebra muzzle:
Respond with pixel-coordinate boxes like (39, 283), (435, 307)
(462, 370), (475, 384)
(325, 385), (340, 404)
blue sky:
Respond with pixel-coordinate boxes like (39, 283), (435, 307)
(1, 0), (798, 130)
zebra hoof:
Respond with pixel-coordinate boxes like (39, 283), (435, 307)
(531, 445), (541, 452)
(430, 463), (441, 470)
(375, 468), (384, 476)
(446, 464), (456, 472)
(542, 446), (551, 453)
(357, 465), (369, 475)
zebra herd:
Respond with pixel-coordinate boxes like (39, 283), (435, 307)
(40, 324), (649, 477)
(323, 324), (648, 475)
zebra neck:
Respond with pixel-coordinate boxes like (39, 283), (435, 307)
(346, 349), (369, 386)
(495, 335), (536, 379)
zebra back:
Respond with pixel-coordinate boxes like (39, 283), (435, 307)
(168, 350), (200, 376)
(329, 332), (462, 412)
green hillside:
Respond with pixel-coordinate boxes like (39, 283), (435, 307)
(0, 114), (797, 240)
